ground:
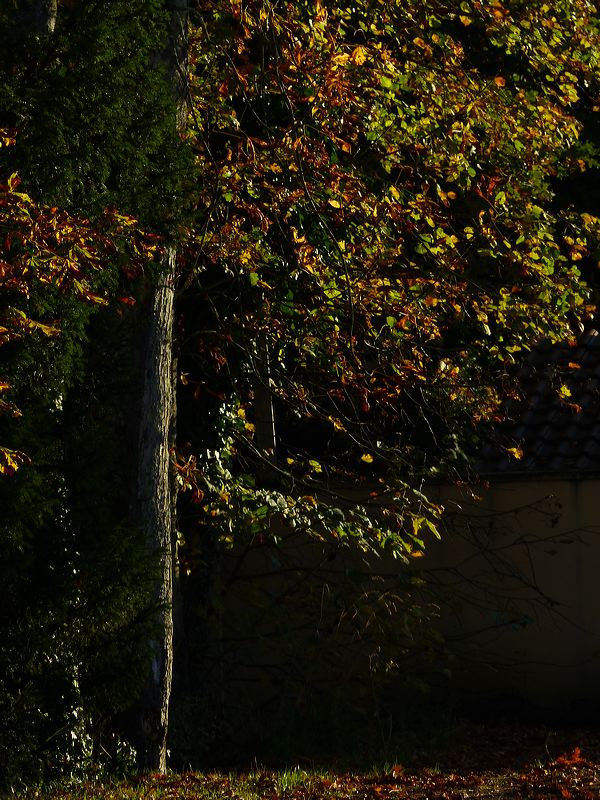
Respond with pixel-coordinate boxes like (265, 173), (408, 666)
(17, 722), (600, 799)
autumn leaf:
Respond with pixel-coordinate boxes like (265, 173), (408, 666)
(351, 45), (367, 65)
(556, 746), (585, 765)
(558, 384), (572, 399)
(505, 446), (524, 460)
(0, 447), (30, 476)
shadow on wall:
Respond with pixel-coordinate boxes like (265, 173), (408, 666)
(168, 475), (600, 766)
(170, 518), (454, 767)
(426, 478), (600, 716)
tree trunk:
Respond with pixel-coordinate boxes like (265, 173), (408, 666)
(22, 0), (57, 33)
(135, 246), (177, 772)
(253, 339), (277, 463)
(133, 0), (188, 772)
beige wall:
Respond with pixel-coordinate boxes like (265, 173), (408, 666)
(195, 477), (600, 723)
(424, 477), (600, 710)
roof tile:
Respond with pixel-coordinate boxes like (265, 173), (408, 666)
(477, 329), (600, 475)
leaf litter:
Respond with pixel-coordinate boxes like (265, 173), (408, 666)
(20, 722), (600, 800)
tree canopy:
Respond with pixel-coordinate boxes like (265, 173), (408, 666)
(176, 0), (599, 559)
(2, 0), (600, 785)
(0, 131), (160, 474)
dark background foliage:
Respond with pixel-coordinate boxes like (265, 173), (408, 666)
(0, 1), (189, 786)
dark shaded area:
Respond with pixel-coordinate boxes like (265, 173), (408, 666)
(477, 328), (600, 475)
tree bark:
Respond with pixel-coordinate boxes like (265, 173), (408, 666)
(135, 247), (177, 772)
(21, 0), (57, 33)
(253, 339), (277, 463)
(132, 0), (188, 773)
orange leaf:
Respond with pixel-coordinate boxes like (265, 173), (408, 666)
(556, 746), (584, 765)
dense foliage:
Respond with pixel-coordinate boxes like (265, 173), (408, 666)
(0, 1), (182, 787)
(180, 0), (600, 552)
(2, 0), (600, 786)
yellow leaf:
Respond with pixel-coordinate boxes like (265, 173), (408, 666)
(328, 198), (341, 208)
(558, 384), (572, 399)
(30, 320), (60, 336)
(329, 416), (346, 432)
(0, 447), (29, 475)
(291, 227), (306, 243)
(351, 46), (367, 65)
(332, 53), (350, 66)
(505, 446), (524, 460)
(361, 453), (374, 463)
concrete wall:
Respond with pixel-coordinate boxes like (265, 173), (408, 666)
(185, 476), (600, 737)
(425, 477), (600, 712)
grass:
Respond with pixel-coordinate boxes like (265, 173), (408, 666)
(10, 721), (600, 800)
